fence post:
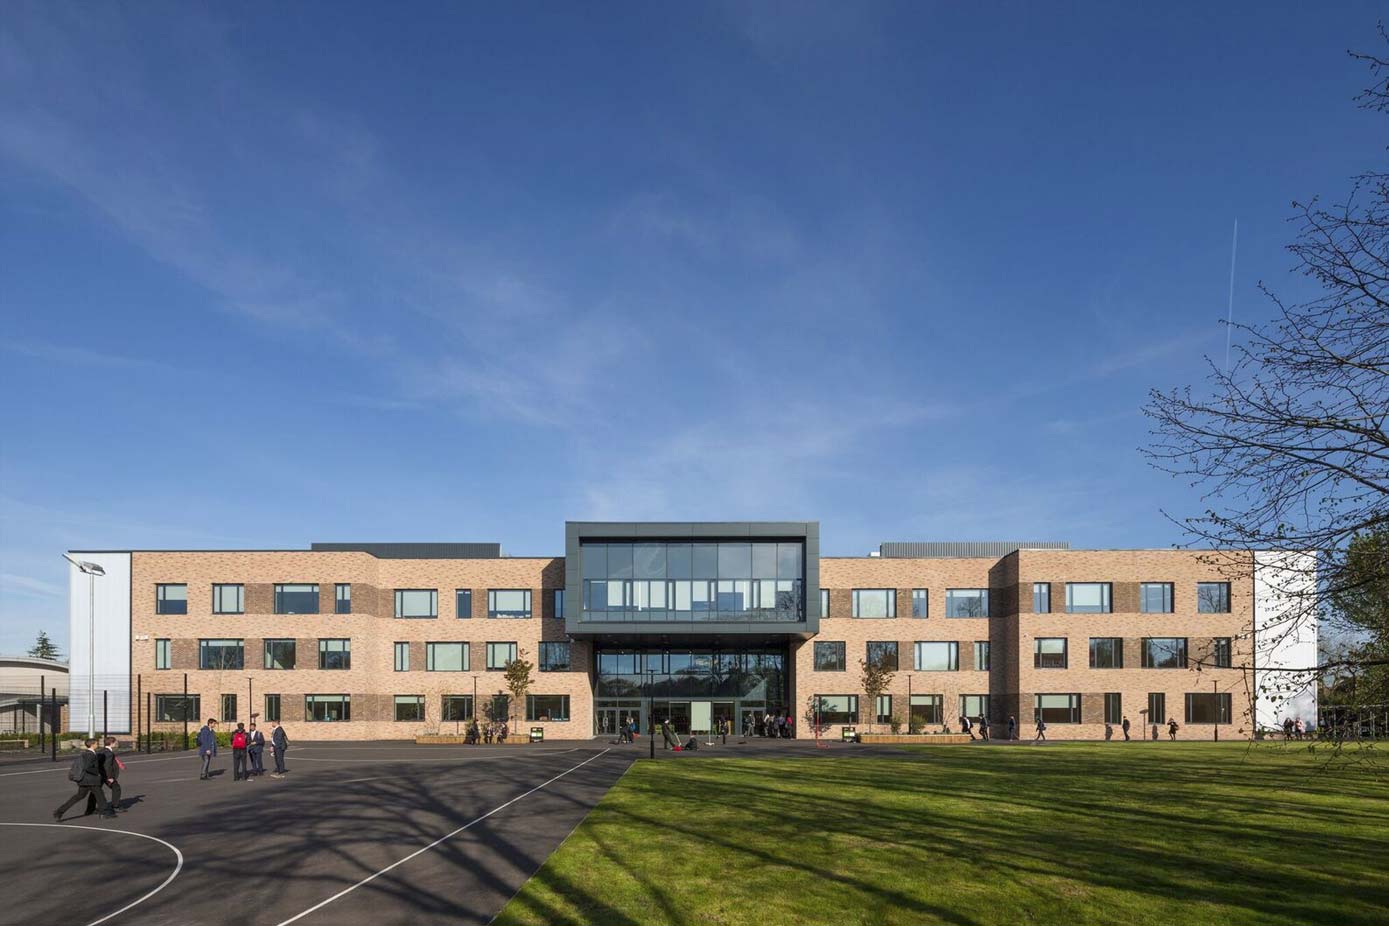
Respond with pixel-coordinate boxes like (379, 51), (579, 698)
(50, 688), (57, 763)
(136, 674), (142, 751)
(147, 691), (153, 754)
(183, 673), (189, 750)
(39, 674), (45, 752)
(103, 690), (108, 744)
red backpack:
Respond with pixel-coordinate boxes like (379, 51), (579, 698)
(231, 731), (247, 749)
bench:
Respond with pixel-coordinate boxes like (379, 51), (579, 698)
(0, 739), (31, 751)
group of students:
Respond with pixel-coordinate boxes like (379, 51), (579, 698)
(196, 718), (290, 780)
(749, 712), (794, 738)
(52, 737), (123, 820)
(462, 719), (510, 744)
(1282, 717), (1309, 740)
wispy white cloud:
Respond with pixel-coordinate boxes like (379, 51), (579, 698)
(2, 338), (164, 371)
(0, 572), (64, 599)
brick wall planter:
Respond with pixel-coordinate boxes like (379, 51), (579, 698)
(415, 734), (531, 745)
(857, 733), (975, 745)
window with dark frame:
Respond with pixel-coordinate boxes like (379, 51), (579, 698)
(221, 693), (237, 722)
(820, 588), (829, 617)
(1140, 582), (1174, 614)
(876, 694), (892, 724)
(395, 589), (438, 619)
(156, 584), (188, 615)
(1213, 637), (1232, 668)
(1033, 637), (1067, 669)
(394, 695), (425, 722)
(1088, 637), (1123, 669)
(441, 695), (473, 722)
(526, 694), (570, 721)
(539, 642), (571, 672)
(199, 638), (244, 670)
(1141, 637), (1188, 669)
(866, 641), (899, 671)
(456, 589), (472, 619)
(1032, 582), (1051, 614)
(946, 589), (989, 618)
(1148, 692), (1167, 725)
(973, 641), (990, 671)
(318, 638), (350, 670)
(553, 589), (565, 619)
(1197, 582), (1231, 613)
(264, 693), (281, 722)
(489, 589), (532, 619)
(852, 589), (896, 618)
(305, 694), (350, 722)
(811, 694), (858, 724)
(212, 583), (243, 614)
(814, 641), (846, 672)
(275, 584), (319, 615)
(335, 583), (352, 614)
(960, 694), (990, 721)
(486, 641), (517, 670)
(155, 638), (171, 670)
(1033, 693), (1080, 724)
(154, 694), (199, 723)
(1065, 583), (1112, 614)
(1185, 692), (1232, 724)
(912, 588), (929, 618)
(1104, 692), (1122, 725)
(426, 642), (468, 671)
(914, 641), (959, 671)
(394, 642), (410, 672)
(263, 638), (296, 670)
(910, 694), (942, 726)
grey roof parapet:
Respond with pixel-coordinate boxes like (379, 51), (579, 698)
(878, 540), (1070, 559)
(309, 542), (502, 559)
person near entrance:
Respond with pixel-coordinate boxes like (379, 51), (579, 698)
(661, 718), (679, 750)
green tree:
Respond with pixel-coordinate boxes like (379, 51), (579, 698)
(504, 648), (534, 726)
(860, 650), (896, 734)
(27, 631), (60, 661)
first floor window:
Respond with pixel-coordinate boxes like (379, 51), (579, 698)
(426, 642), (469, 672)
(456, 588), (472, 619)
(960, 694), (990, 722)
(442, 695), (474, 722)
(1088, 637), (1123, 669)
(156, 583), (188, 615)
(221, 693), (237, 722)
(820, 587), (830, 617)
(395, 589), (438, 619)
(318, 638), (351, 670)
(876, 694), (892, 725)
(946, 588), (988, 618)
(264, 638), (296, 670)
(539, 642), (571, 672)
(1104, 693), (1123, 725)
(1034, 693), (1080, 724)
(1148, 692), (1167, 725)
(1212, 637), (1232, 668)
(394, 695), (425, 722)
(1141, 582), (1174, 614)
(394, 642), (410, 672)
(155, 638), (171, 670)
(911, 694), (943, 726)
(1034, 637), (1067, 669)
(911, 588), (929, 618)
(335, 583), (352, 614)
(306, 694), (351, 722)
(973, 641), (990, 671)
(1142, 637), (1188, 669)
(852, 588), (895, 618)
(1032, 582), (1051, 614)
(1185, 692), (1232, 724)
(1197, 582), (1231, 613)
(489, 589), (532, 619)
(527, 694), (570, 721)
(486, 641), (518, 670)
(264, 694), (281, 723)
(200, 638), (244, 670)
(275, 583), (319, 614)
(811, 695), (858, 725)
(915, 641), (959, 671)
(814, 641), (846, 672)
(866, 641), (899, 671)
(553, 589), (565, 619)
(1065, 582), (1112, 614)
(213, 583), (244, 614)
(154, 694), (199, 723)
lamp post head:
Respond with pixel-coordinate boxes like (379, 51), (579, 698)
(62, 554), (106, 576)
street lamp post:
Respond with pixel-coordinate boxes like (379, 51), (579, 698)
(62, 555), (106, 738)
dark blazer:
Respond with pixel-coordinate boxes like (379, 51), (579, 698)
(271, 727), (288, 751)
(196, 726), (218, 756)
(73, 749), (101, 788)
(248, 730), (265, 752)
(97, 747), (119, 781)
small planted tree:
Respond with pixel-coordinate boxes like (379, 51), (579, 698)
(503, 648), (533, 727)
(802, 694), (829, 741)
(860, 651), (896, 734)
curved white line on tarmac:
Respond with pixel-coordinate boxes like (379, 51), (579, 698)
(0, 822), (184, 926)
(272, 748), (612, 926)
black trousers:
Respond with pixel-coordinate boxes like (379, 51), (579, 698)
(249, 748), (264, 774)
(232, 749), (248, 780)
(106, 781), (122, 811)
(273, 749), (286, 773)
(55, 785), (104, 817)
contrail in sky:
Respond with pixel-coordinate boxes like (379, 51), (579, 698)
(1225, 219), (1238, 373)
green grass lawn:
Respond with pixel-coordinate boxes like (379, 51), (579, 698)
(494, 743), (1389, 926)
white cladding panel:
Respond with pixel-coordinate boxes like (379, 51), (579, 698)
(1253, 551), (1319, 732)
(67, 552), (132, 734)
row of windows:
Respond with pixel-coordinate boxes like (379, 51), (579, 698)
(151, 693), (572, 723)
(808, 692), (1233, 726)
(812, 641), (990, 673)
(1032, 637), (1232, 670)
(821, 582), (1234, 618)
(155, 639), (573, 672)
(152, 584), (564, 619)
(810, 694), (995, 725)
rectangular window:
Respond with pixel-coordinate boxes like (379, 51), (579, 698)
(527, 694), (570, 721)
(1032, 582), (1051, 614)
(221, 693), (237, 722)
(441, 695), (473, 722)
(876, 694), (893, 725)
(318, 638), (351, 670)
(1034, 637), (1067, 669)
(1065, 583), (1112, 614)
(156, 584), (187, 615)
(486, 641), (518, 670)
(394, 642), (410, 672)
(263, 639), (296, 670)
(395, 589), (438, 619)
(274, 584), (319, 614)
(910, 694), (943, 726)
(914, 641), (959, 672)
(489, 589), (532, 619)
(394, 695), (425, 722)
(1034, 693), (1081, 724)
(199, 638), (244, 670)
(945, 589), (989, 618)
(553, 589), (565, 619)
(1148, 692), (1167, 724)
(1140, 582), (1174, 614)
(539, 642), (571, 672)
(488, 694), (510, 722)
(1104, 692), (1123, 725)
(1142, 637), (1188, 669)
(852, 589), (895, 618)
(820, 588), (829, 617)
(335, 583), (352, 614)
(264, 694), (281, 723)
(1088, 637), (1123, 669)
(1212, 637), (1232, 668)
(973, 641), (990, 671)
(212, 583), (243, 614)
(154, 694), (199, 723)
(814, 641), (846, 672)
(456, 589), (472, 619)
(1185, 692), (1232, 724)
(866, 641), (899, 671)
(811, 695), (858, 725)
(426, 642), (468, 672)
(305, 694), (350, 722)
(960, 694), (990, 721)
(912, 589), (929, 618)
(1197, 582), (1231, 613)
(155, 638), (171, 670)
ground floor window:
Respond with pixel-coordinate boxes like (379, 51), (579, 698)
(306, 694), (351, 722)
(1148, 692), (1167, 725)
(1034, 693), (1080, 724)
(1184, 692), (1232, 724)
(221, 693), (237, 722)
(1104, 692), (1122, 725)
(812, 695), (858, 725)
(394, 695), (425, 722)
(264, 694), (281, 723)
(441, 695), (474, 722)
(154, 695), (199, 723)
(911, 694), (942, 727)
(527, 694), (570, 721)
(875, 694), (892, 724)
(960, 694), (990, 722)
(485, 694), (510, 722)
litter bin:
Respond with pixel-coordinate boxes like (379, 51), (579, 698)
(841, 726), (857, 742)
(530, 727), (544, 743)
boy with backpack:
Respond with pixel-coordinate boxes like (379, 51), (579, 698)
(54, 739), (110, 819)
(231, 723), (250, 781)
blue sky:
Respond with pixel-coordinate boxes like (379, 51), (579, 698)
(0, 3), (1381, 654)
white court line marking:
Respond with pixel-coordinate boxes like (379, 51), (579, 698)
(0, 822), (184, 926)
(272, 748), (612, 926)
(0, 753), (194, 778)
(342, 776), (385, 783)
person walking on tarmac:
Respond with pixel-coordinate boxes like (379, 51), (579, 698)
(98, 737), (123, 813)
(53, 739), (109, 820)
(661, 718), (679, 750)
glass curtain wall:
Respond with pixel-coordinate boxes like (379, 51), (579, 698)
(593, 645), (788, 735)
